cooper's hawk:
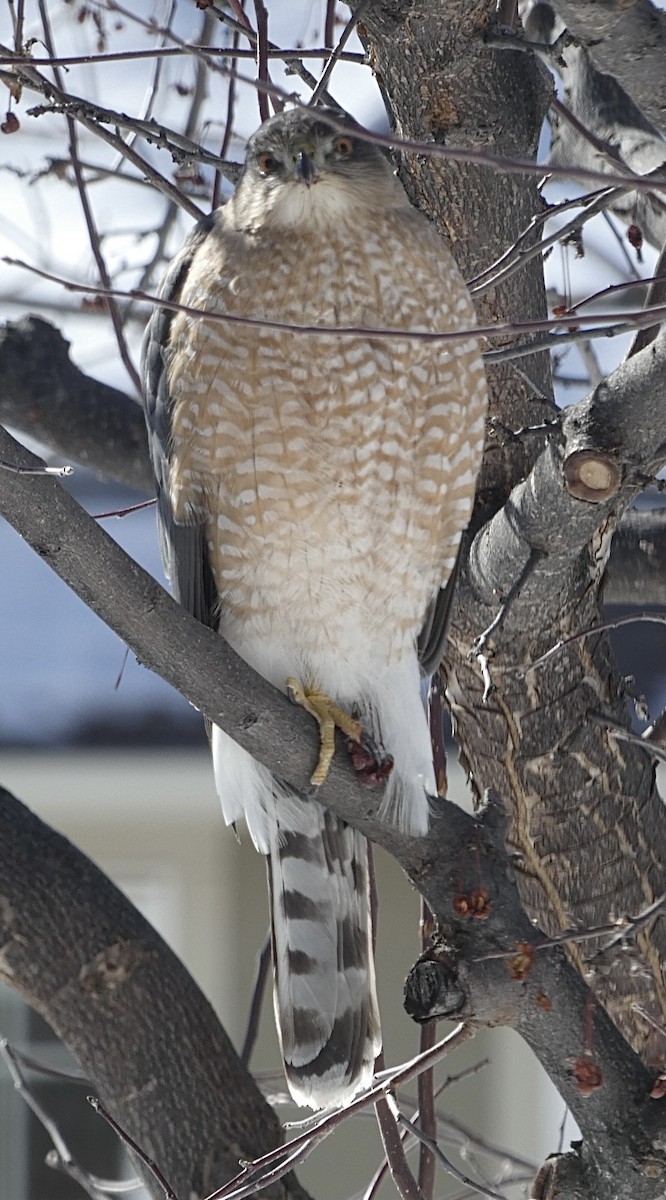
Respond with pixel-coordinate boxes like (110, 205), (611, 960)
(142, 108), (487, 1108)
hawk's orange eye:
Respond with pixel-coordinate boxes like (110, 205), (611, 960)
(334, 136), (354, 158)
(257, 152), (278, 176)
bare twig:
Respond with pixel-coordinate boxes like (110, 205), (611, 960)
(2, 45), (206, 217)
(470, 552), (540, 701)
(309, 0), (370, 108)
(470, 185), (621, 297)
(6, 256), (666, 349)
(475, 891), (666, 964)
(0, 47), (365, 68)
(93, 499), (157, 520)
(89, 1097), (180, 1200)
(374, 1090), (426, 1200)
(559, 274), (666, 317)
(240, 935), (272, 1068)
(468, 185), (613, 286)
(417, 900), (437, 1200)
(252, 1), (271, 122)
(370, 838), (425, 1200)
(0, 1046), (87, 1083)
(521, 611), (666, 677)
(208, 2), (335, 102)
(396, 1113), (506, 1200)
(206, 1025), (474, 1200)
(0, 458), (73, 476)
(587, 714), (666, 768)
(0, 1040), (125, 1200)
(212, 25), (241, 210)
(36, 0), (141, 393)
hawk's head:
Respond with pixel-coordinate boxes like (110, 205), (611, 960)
(228, 108), (409, 232)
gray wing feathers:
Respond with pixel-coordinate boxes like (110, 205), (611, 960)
(141, 215), (218, 629)
(417, 548), (461, 676)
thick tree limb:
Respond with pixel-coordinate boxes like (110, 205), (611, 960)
(521, 2), (666, 250)
(0, 316), (151, 493)
(603, 507), (666, 606)
(353, 4), (666, 1181)
(0, 786), (310, 1200)
(468, 327), (666, 605)
(446, 335), (666, 1077)
(548, 0), (666, 131)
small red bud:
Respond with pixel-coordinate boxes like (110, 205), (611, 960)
(1, 111), (20, 134)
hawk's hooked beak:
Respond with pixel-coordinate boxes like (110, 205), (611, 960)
(294, 151), (319, 186)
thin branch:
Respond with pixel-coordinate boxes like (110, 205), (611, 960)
(374, 1090), (426, 1200)
(587, 714), (666, 769)
(0, 458), (73, 476)
(0, 47), (366, 67)
(369, 847), (425, 1200)
(470, 185), (622, 297)
(6, 256), (666, 349)
(521, 611), (666, 677)
(120, 0), (177, 162)
(6, 56), (206, 216)
(36, 0), (141, 393)
(89, 1098), (180, 1200)
(309, 0), (370, 107)
(396, 1114), (506, 1200)
(559, 274), (666, 316)
(93, 499), (157, 520)
(11, 36), (666, 198)
(207, 2), (336, 103)
(475, 891), (666, 965)
(212, 25), (241, 210)
(483, 315), (666, 362)
(417, 900), (437, 1200)
(132, 7), (216, 306)
(1, 1046), (87, 1084)
(22, 92), (233, 177)
(206, 1026), (474, 1200)
(467, 185), (615, 288)
(240, 935), (272, 1068)
(0, 1041), (114, 1200)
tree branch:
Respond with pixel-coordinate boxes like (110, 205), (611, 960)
(0, 317), (151, 493)
(0, 785), (310, 1200)
(548, 0), (666, 131)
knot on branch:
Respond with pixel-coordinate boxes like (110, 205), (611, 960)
(530, 1149), (588, 1200)
(403, 947), (466, 1023)
(79, 940), (147, 997)
(563, 449), (622, 502)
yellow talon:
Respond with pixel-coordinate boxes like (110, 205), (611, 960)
(286, 678), (362, 788)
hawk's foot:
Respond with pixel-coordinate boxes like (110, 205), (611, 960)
(286, 678), (362, 788)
